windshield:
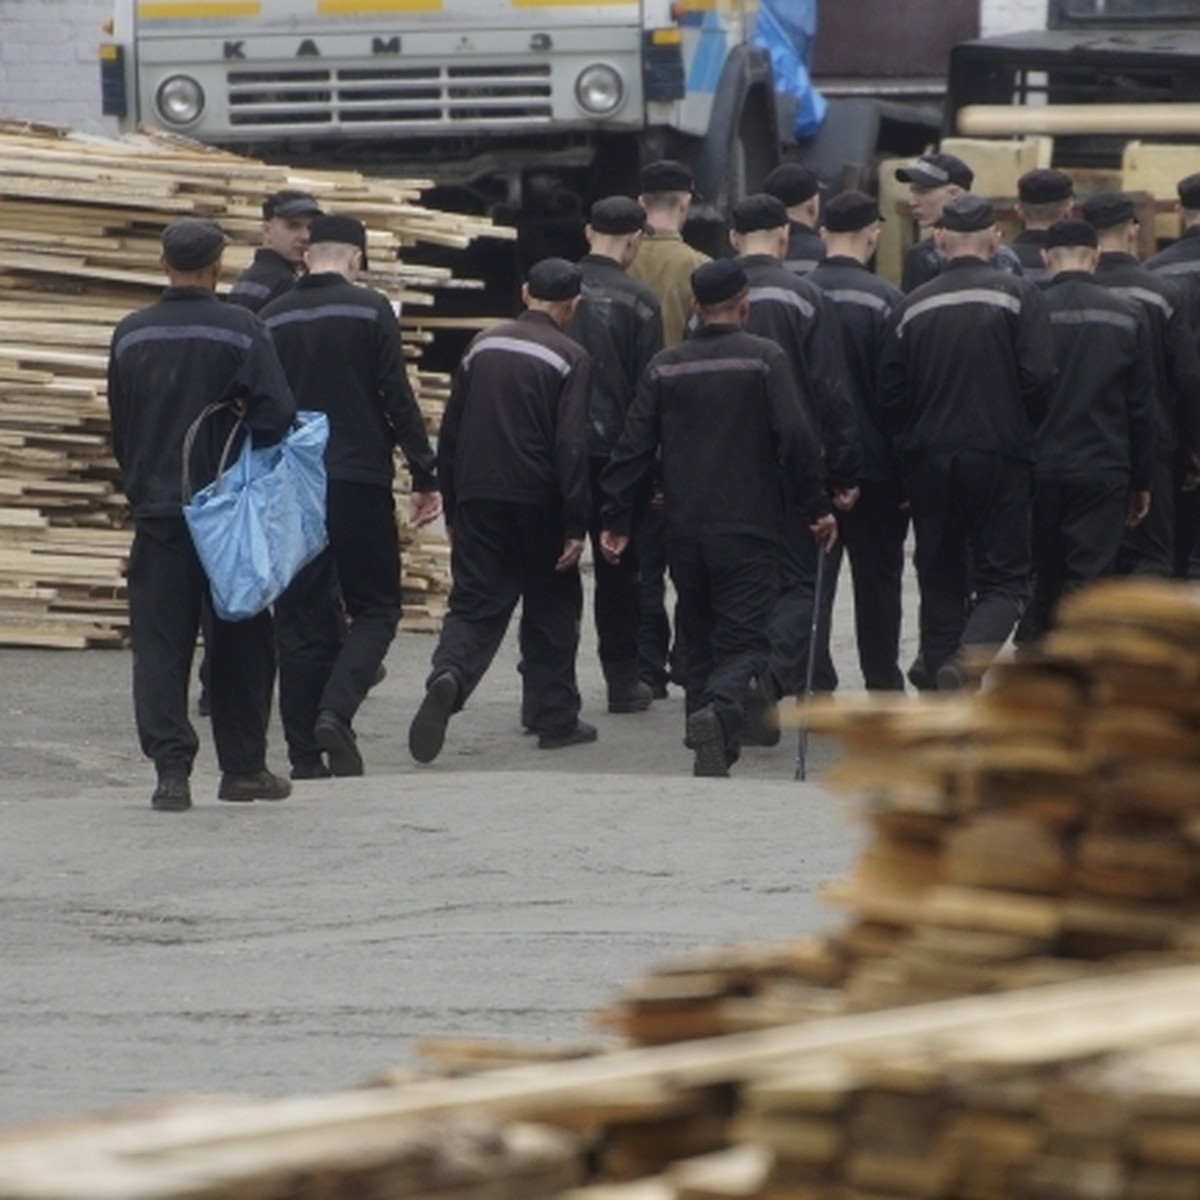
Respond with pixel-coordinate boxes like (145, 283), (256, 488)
(1058, 0), (1200, 19)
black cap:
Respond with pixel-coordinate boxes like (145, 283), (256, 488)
(1044, 219), (1098, 250)
(639, 159), (693, 194)
(1080, 191), (1136, 230)
(762, 162), (820, 207)
(161, 218), (229, 271)
(589, 195), (647, 235)
(823, 190), (883, 233)
(731, 193), (789, 234)
(692, 259), (749, 308)
(895, 153), (973, 190)
(527, 257), (583, 301)
(937, 194), (995, 233)
(1179, 173), (1200, 210)
(309, 214), (369, 269)
(1018, 168), (1073, 205)
(262, 189), (323, 221)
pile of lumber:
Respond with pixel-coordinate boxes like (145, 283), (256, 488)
(602, 579), (1200, 1045)
(0, 118), (511, 645)
(5, 965), (1200, 1198)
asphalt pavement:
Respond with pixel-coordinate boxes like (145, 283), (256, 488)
(0, 561), (918, 1127)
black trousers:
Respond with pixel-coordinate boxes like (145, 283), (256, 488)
(127, 516), (274, 776)
(1023, 473), (1127, 643)
(906, 450), (1032, 678)
(276, 480), (400, 762)
(432, 499), (582, 737)
(838, 479), (909, 691)
(1117, 455), (1174, 578)
(635, 500), (682, 688)
(669, 533), (778, 765)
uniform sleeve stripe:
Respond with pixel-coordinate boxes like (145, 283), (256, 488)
(748, 285), (816, 319)
(463, 335), (571, 376)
(898, 287), (1022, 335)
(1153, 260), (1200, 278)
(825, 288), (892, 314)
(1050, 308), (1139, 334)
(1107, 285), (1176, 318)
(264, 303), (379, 328)
(651, 357), (770, 380)
(784, 258), (821, 274)
(229, 280), (273, 300)
(114, 323), (254, 357)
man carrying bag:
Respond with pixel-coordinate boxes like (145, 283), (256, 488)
(107, 218), (297, 812)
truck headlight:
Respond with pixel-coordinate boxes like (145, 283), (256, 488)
(575, 64), (624, 116)
(156, 75), (205, 125)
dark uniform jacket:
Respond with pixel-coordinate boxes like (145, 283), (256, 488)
(901, 237), (1025, 293)
(439, 309), (591, 539)
(1038, 271), (1156, 488)
(1094, 252), (1200, 458)
(600, 323), (829, 543)
(740, 253), (861, 491)
(1147, 226), (1200, 349)
(261, 273), (436, 491)
(879, 257), (1057, 467)
(107, 286), (295, 519)
(566, 253), (664, 459)
(1011, 230), (1053, 287)
(807, 255), (903, 483)
(784, 221), (826, 275)
(228, 248), (299, 313)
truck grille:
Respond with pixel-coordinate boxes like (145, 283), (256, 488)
(226, 63), (553, 128)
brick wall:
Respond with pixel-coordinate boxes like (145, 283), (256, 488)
(0, 0), (117, 135)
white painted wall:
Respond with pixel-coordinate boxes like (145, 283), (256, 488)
(0, 0), (117, 135)
(981, 0), (1049, 36)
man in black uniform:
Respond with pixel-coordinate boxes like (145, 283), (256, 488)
(1147, 172), (1200, 577)
(408, 259), (593, 763)
(1011, 168), (1074, 286)
(600, 259), (836, 778)
(1083, 191), (1200, 578)
(762, 162), (825, 275)
(229, 190), (322, 313)
(879, 195), (1057, 690)
(728, 193), (859, 716)
(556, 195), (664, 713)
(264, 216), (441, 778)
(896, 153), (1024, 292)
(808, 191), (908, 691)
(1021, 218), (1155, 642)
(107, 218), (296, 810)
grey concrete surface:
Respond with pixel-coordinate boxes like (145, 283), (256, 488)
(0, 565), (918, 1127)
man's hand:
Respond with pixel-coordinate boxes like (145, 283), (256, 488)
(810, 513), (838, 551)
(833, 486), (860, 512)
(556, 537), (585, 571)
(1126, 489), (1151, 527)
(409, 490), (442, 528)
(599, 530), (628, 565)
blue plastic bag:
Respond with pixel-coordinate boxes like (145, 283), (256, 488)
(755, 0), (827, 140)
(183, 409), (329, 621)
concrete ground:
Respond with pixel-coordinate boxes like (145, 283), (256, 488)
(0, 557), (919, 1128)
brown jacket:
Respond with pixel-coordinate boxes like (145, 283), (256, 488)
(627, 229), (709, 348)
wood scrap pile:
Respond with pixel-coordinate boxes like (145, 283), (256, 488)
(0, 118), (511, 645)
(4, 966), (1200, 1198)
(601, 579), (1200, 1046)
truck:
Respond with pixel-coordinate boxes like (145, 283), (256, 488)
(98, 0), (788, 253)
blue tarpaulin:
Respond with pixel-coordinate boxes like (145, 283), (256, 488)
(755, 0), (827, 139)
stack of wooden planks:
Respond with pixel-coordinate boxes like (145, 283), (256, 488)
(601, 579), (1200, 1046)
(0, 118), (512, 645)
(5, 965), (1200, 1198)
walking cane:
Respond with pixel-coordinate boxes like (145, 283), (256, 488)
(795, 542), (829, 782)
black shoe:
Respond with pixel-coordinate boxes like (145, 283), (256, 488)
(409, 672), (458, 764)
(607, 680), (653, 714)
(742, 679), (781, 747)
(907, 655), (935, 692)
(217, 769), (291, 802)
(686, 706), (729, 778)
(537, 720), (598, 750)
(370, 663), (387, 690)
(196, 689), (211, 718)
(290, 756), (331, 781)
(642, 678), (669, 700)
(935, 661), (965, 692)
(151, 770), (191, 812)
(314, 710), (365, 776)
